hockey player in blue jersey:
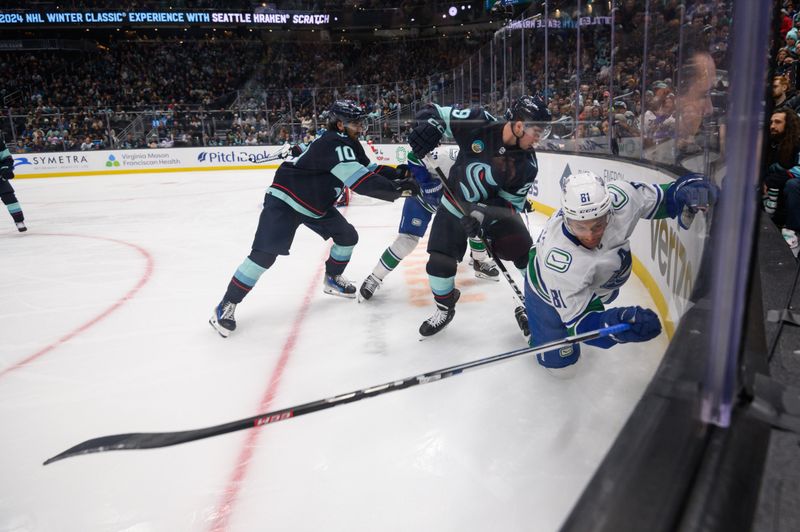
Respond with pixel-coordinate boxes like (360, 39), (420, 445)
(526, 170), (716, 374)
(210, 100), (420, 337)
(410, 95), (552, 337)
(0, 139), (26, 232)
(356, 152), (502, 302)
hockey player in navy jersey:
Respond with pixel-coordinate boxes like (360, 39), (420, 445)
(210, 100), (420, 337)
(0, 139), (26, 232)
(356, 152), (503, 302)
(410, 95), (552, 337)
(526, 170), (716, 374)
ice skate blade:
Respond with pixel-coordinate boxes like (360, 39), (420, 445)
(323, 287), (357, 299)
(474, 271), (500, 281)
(209, 318), (231, 338)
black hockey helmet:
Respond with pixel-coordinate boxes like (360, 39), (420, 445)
(505, 95), (552, 123)
(505, 95), (552, 142)
(329, 100), (366, 124)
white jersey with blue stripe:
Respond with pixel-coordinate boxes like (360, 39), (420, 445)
(527, 180), (666, 325)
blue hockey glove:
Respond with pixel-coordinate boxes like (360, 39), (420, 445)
(601, 306), (661, 343)
(666, 173), (719, 230)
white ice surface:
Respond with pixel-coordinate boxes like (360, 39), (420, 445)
(0, 170), (668, 532)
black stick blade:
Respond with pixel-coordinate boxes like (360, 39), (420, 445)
(43, 429), (203, 465)
(43, 415), (266, 465)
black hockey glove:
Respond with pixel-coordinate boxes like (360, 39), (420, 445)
(0, 159), (14, 180)
(459, 205), (488, 238)
(394, 176), (421, 198)
(523, 197), (535, 213)
(394, 164), (412, 180)
(409, 119), (445, 158)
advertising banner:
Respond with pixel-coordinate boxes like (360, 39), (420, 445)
(13, 142), (706, 335)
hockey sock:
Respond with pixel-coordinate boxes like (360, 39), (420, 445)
(468, 238), (489, 262)
(1, 193), (23, 222)
(429, 274), (457, 308)
(9, 205), (24, 223)
(325, 243), (354, 276)
(373, 233), (419, 280)
(371, 248), (396, 280)
(224, 256), (272, 304)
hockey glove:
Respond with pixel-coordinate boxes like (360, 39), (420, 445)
(409, 118), (445, 158)
(394, 177), (421, 198)
(0, 159), (14, 180)
(601, 306), (661, 343)
(394, 164), (412, 180)
(665, 173), (719, 230)
(523, 197), (535, 213)
(459, 204), (488, 238)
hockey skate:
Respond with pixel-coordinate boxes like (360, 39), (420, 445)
(471, 258), (500, 281)
(358, 274), (382, 302)
(323, 274), (357, 298)
(514, 305), (530, 338)
(210, 300), (237, 338)
(419, 289), (461, 337)
(15, 221), (27, 233)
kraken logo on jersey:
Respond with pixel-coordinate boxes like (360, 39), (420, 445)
(601, 248), (633, 290)
(460, 162), (492, 202)
(545, 248), (572, 273)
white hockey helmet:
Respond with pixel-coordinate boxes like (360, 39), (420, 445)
(560, 171), (612, 221)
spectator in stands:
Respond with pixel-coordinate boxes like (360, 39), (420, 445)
(763, 107), (800, 252)
(773, 75), (792, 108)
(80, 136), (94, 151)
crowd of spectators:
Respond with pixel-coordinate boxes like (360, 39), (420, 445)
(764, 2), (800, 253)
(0, 1), (733, 154)
(0, 32), (481, 152)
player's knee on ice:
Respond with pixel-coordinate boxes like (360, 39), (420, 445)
(525, 282), (580, 369)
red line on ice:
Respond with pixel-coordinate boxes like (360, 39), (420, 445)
(0, 233), (154, 380)
(208, 250), (328, 531)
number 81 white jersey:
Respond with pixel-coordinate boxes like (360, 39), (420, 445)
(527, 180), (667, 326)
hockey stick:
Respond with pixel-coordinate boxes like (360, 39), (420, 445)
(43, 324), (629, 465)
(423, 156), (526, 306)
(247, 145), (291, 164)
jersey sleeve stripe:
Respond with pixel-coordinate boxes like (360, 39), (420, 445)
(643, 182), (664, 219)
(331, 161), (370, 187)
(268, 185), (324, 217)
(435, 105), (455, 137)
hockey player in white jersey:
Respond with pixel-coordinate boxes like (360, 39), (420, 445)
(525, 170), (716, 372)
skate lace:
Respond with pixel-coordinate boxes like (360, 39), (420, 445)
(330, 275), (353, 289)
(427, 308), (449, 327)
(220, 302), (236, 320)
(364, 275), (380, 291)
